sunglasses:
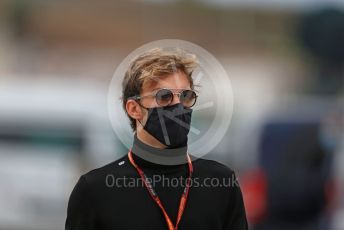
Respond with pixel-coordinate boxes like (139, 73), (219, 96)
(130, 88), (198, 108)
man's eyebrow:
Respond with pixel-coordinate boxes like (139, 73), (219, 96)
(156, 87), (192, 89)
(148, 87), (192, 93)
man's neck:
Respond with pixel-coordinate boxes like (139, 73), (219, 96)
(131, 131), (189, 166)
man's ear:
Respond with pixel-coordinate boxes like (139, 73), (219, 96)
(126, 99), (144, 120)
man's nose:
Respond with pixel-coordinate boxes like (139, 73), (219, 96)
(170, 93), (181, 105)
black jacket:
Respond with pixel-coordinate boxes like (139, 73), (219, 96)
(65, 151), (249, 230)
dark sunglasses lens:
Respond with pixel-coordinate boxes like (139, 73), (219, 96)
(181, 90), (197, 107)
(156, 89), (173, 106)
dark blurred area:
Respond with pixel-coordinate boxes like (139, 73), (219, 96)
(0, 1), (343, 230)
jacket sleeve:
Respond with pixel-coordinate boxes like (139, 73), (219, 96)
(65, 175), (97, 230)
(223, 171), (249, 230)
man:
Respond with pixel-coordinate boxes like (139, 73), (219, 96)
(65, 48), (248, 230)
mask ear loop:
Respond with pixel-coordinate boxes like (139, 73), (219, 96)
(134, 99), (149, 128)
(137, 118), (144, 127)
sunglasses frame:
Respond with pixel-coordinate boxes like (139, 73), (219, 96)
(129, 88), (198, 108)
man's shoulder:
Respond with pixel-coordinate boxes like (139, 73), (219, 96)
(81, 154), (132, 184)
(191, 156), (236, 178)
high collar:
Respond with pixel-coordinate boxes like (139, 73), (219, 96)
(130, 133), (189, 173)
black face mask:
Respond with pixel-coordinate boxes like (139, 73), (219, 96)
(139, 103), (193, 148)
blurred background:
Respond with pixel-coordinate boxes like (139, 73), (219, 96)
(0, 0), (344, 229)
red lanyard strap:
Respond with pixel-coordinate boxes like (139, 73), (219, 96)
(128, 150), (193, 230)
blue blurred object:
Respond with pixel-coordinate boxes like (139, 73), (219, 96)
(255, 121), (333, 230)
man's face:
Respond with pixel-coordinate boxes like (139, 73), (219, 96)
(125, 70), (193, 148)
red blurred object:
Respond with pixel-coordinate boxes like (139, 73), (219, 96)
(241, 168), (267, 225)
(324, 178), (339, 216)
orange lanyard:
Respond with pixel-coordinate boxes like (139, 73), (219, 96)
(128, 150), (193, 230)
